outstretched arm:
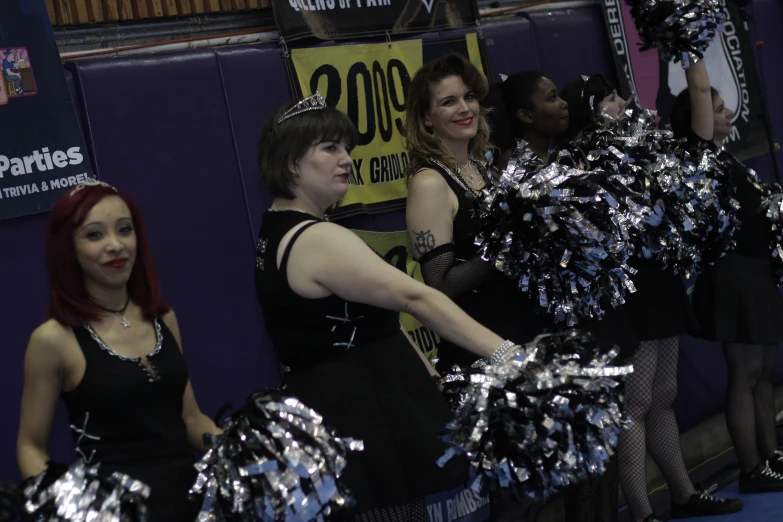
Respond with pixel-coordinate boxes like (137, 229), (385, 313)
(286, 223), (506, 358)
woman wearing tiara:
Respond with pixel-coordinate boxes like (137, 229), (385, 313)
(255, 93), (533, 521)
(16, 179), (222, 522)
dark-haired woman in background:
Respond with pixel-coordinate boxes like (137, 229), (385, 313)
(553, 63), (743, 521)
(485, 70), (644, 522)
(16, 180), (222, 522)
(670, 86), (783, 494)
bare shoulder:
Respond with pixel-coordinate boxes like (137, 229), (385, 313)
(161, 308), (179, 329)
(26, 319), (72, 364)
(409, 168), (448, 194)
(297, 221), (363, 248)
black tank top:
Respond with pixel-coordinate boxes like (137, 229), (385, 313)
(423, 160), (544, 368)
(255, 210), (401, 370)
(62, 318), (192, 466)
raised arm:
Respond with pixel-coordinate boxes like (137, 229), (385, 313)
(685, 59), (714, 141)
(163, 309), (223, 453)
(285, 222), (505, 358)
(17, 324), (66, 479)
(406, 169), (492, 299)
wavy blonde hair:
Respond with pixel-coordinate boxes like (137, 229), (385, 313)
(403, 54), (493, 182)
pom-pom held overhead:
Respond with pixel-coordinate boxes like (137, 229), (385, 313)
(191, 391), (363, 522)
(476, 141), (640, 326)
(438, 330), (632, 502)
(626, 0), (724, 68)
(22, 461), (150, 522)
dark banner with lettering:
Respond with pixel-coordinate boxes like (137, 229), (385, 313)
(0, 0), (94, 220)
(600, 0), (772, 160)
(272, 0), (478, 41)
(287, 33), (490, 217)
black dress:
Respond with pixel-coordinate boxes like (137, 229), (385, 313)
(62, 319), (198, 522)
(255, 210), (466, 514)
(689, 143), (783, 343)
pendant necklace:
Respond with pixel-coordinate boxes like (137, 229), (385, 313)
(95, 296), (132, 328)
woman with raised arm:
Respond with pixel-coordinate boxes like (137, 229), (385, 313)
(16, 180), (222, 522)
(548, 61), (744, 522)
(254, 94), (530, 522)
(670, 83), (783, 494)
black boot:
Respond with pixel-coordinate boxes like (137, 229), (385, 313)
(670, 492), (743, 518)
(739, 461), (783, 493)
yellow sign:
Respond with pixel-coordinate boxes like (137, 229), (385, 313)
(291, 34), (486, 214)
(351, 229), (441, 359)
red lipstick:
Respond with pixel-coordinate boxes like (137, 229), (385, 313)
(104, 258), (128, 269)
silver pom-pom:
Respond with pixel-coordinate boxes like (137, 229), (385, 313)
(627, 0), (724, 68)
(438, 330), (632, 502)
(563, 103), (739, 278)
(191, 390), (363, 521)
(23, 461), (149, 522)
(477, 141), (640, 326)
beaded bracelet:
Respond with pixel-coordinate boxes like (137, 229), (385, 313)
(490, 340), (518, 365)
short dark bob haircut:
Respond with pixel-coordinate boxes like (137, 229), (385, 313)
(258, 100), (359, 199)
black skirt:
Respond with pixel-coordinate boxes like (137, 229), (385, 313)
(622, 259), (699, 341)
(691, 254), (783, 344)
(281, 331), (467, 513)
(106, 453), (199, 522)
(580, 303), (640, 364)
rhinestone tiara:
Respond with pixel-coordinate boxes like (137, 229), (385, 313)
(69, 177), (117, 197)
(278, 92), (327, 124)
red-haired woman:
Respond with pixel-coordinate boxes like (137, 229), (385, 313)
(16, 179), (221, 522)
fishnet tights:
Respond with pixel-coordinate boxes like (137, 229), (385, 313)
(617, 338), (696, 522)
(340, 498), (427, 522)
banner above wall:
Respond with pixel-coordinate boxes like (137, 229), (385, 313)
(0, 0), (95, 221)
(287, 32), (489, 217)
(599, 0), (773, 161)
(272, 0), (479, 41)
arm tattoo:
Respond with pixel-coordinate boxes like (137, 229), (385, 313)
(413, 230), (436, 257)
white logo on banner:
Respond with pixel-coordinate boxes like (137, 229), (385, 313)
(421, 0), (435, 13)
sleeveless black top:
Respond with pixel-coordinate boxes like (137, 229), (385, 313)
(254, 209), (467, 512)
(255, 211), (400, 369)
(62, 318), (197, 522)
(423, 160), (545, 370)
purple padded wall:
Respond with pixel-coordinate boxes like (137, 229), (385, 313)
(483, 17), (541, 84)
(523, 8), (620, 90)
(215, 44), (292, 234)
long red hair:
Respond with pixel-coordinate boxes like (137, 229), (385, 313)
(46, 183), (169, 326)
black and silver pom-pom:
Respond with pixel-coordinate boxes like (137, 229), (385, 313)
(0, 478), (20, 522)
(477, 141), (640, 326)
(745, 168), (783, 284)
(626, 0), (724, 67)
(438, 330), (632, 502)
(564, 104), (738, 278)
(22, 461), (149, 522)
(191, 390), (363, 522)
